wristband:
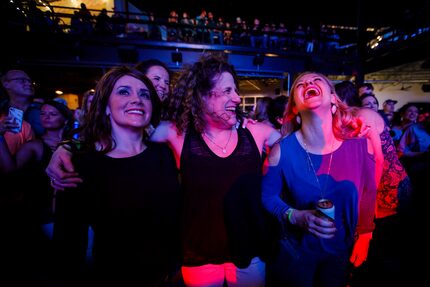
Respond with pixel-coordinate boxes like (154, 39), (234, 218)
(285, 208), (296, 224)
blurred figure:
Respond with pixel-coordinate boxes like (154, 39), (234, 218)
(75, 89), (95, 127)
(335, 80), (361, 107)
(253, 96), (273, 126)
(359, 92), (379, 112)
(359, 92), (391, 128)
(94, 8), (112, 35)
(391, 103), (419, 145)
(382, 99), (397, 127)
(358, 83), (374, 97)
(268, 95), (289, 131)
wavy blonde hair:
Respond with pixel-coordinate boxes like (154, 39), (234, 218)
(282, 71), (358, 139)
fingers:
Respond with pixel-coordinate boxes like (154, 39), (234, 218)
(349, 253), (358, 266)
(0, 117), (20, 133)
(308, 226), (336, 239)
(62, 157), (76, 173)
(46, 165), (77, 182)
(57, 146), (75, 172)
(357, 125), (371, 138)
(350, 253), (364, 267)
(49, 176), (82, 191)
(241, 118), (258, 129)
(306, 214), (336, 239)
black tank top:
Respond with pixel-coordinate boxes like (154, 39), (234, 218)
(180, 127), (270, 267)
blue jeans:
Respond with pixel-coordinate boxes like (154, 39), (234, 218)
(267, 239), (349, 287)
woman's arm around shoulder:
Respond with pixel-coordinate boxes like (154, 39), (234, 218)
(355, 108), (385, 135)
(150, 120), (185, 168)
(261, 142), (288, 220)
(356, 108), (384, 185)
(247, 122), (281, 155)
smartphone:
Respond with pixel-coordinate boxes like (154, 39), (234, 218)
(8, 107), (24, 133)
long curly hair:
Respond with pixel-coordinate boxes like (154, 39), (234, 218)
(81, 66), (160, 153)
(166, 53), (239, 133)
(282, 72), (357, 139)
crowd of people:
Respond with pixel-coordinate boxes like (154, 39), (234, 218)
(4, 1), (350, 54)
(1, 52), (428, 286)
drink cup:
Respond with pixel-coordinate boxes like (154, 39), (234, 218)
(316, 199), (335, 222)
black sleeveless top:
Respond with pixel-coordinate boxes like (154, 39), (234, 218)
(181, 127), (274, 267)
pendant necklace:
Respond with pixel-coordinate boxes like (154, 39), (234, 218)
(300, 132), (335, 199)
(203, 128), (233, 154)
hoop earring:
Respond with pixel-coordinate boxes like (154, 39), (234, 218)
(331, 104), (338, 115)
(296, 114), (301, 125)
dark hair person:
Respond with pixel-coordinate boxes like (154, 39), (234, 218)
(53, 66), (181, 286)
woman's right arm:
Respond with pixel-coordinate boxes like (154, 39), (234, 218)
(261, 143), (289, 220)
(262, 142), (336, 239)
(45, 145), (83, 190)
(150, 121), (184, 168)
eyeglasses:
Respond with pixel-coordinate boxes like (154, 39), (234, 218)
(7, 77), (35, 85)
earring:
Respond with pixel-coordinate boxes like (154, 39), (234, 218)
(296, 114), (301, 125)
(331, 104), (337, 115)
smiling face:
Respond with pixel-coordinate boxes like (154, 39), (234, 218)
(403, 105), (418, 123)
(291, 73), (335, 114)
(145, 65), (170, 102)
(360, 94), (379, 112)
(106, 75), (152, 132)
(203, 72), (241, 129)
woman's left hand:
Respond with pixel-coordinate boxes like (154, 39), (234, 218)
(351, 116), (371, 138)
(350, 232), (372, 267)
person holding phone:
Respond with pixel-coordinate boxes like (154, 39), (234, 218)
(1, 69), (44, 136)
(8, 106), (24, 133)
(0, 101), (34, 155)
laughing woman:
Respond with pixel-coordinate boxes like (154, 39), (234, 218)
(262, 72), (378, 287)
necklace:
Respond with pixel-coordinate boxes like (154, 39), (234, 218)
(300, 132), (335, 199)
(203, 128), (233, 154)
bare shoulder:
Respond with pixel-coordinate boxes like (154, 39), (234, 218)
(356, 108), (385, 134)
(247, 122), (281, 147)
(267, 142), (281, 166)
(247, 121), (267, 133)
